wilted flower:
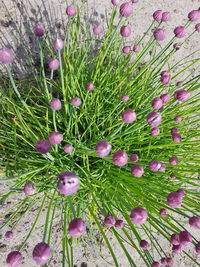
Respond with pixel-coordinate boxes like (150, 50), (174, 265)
(167, 192), (183, 208)
(32, 242), (51, 265)
(6, 251), (22, 267)
(95, 140), (112, 157)
(66, 5), (76, 16)
(121, 109), (136, 123)
(57, 172), (80, 196)
(179, 231), (192, 246)
(146, 111), (162, 127)
(35, 139), (51, 154)
(130, 154), (138, 162)
(86, 82), (95, 91)
(188, 10), (200, 21)
(53, 38), (64, 50)
(149, 160), (161, 171)
(195, 23), (200, 32)
(71, 97), (82, 106)
(195, 242), (200, 254)
(120, 25), (131, 37)
(121, 94), (129, 102)
(169, 156), (178, 165)
(161, 12), (171, 22)
(48, 58), (59, 70)
(174, 116), (183, 123)
(49, 132), (63, 144)
(174, 26), (186, 38)
(152, 97), (163, 110)
(0, 48), (14, 64)
(115, 219), (124, 229)
(23, 182), (36, 195)
(64, 144), (74, 154)
(130, 207), (148, 224)
(50, 98), (62, 110)
(131, 164), (144, 177)
(5, 231), (14, 240)
(112, 150), (128, 166)
(119, 2), (133, 17)
(133, 44), (140, 53)
(174, 89), (191, 102)
(160, 93), (170, 104)
(33, 25), (45, 37)
(151, 127), (160, 136)
(153, 10), (163, 21)
(122, 46), (131, 54)
(93, 25), (103, 35)
(68, 218), (86, 238)
(189, 216), (200, 229)
(172, 244), (183, 254)
(104, 215), (116, 227)
(153, 29), (166, 41)
(159, 208), (167, 217)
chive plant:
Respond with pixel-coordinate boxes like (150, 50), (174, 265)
(0, 1), (200, 267)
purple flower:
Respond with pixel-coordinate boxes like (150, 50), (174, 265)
(149, 160), (161, 171)
(166, 258), (174, 266)
(159, 208), (167, 217)
(86, 82), (95, 91)
(49, 132), (63, 144)
(173, 43), (182, 50)
(152, 97), (163, 110)
(130, 207), (148, 224)
(170, 233), (180, 245)
(111, 0), (120, 5)
(122, 46), (131, 54)
(6, 251), (22, 267)
(130, 154), (138, 162)
(64, 144), (74, 154)
(172, 244), (183, 254)
(170, 174), (176, 179)
(174, 89), (191, 102)
(147, 111), (162, 127)
(48, 58), (59, 70)
(195, 23), (200, 32)
(133, 44), (140, 53)
(153, 29), (166, 41)
(152, 262), (160, 267)
(0, 48), (14, 64)
(66, 5), (76, 16)
(160, 72), (171, 84)
(50, 98), (62, 110)
(104, 215), (116, 227)
(176, 81), (183, 86)
(121, 109), (136, 123)
(112, 150), (128, 166)
(119, 2), (133, 17)
(32, 242), (51, 265)
(153, 10), (163, 22)
(132, 0), (139, 2)
(33, 25), (45, 37)
(189, 216), (200, 229)
(176, 189), (186, 197)
(158, 162), (166, 172)
(139, 240), (149, 250)
(121, 94), (129, 102)
(131, 164), (144, 177)
(57, 172), (80, 196)
(70, 97), (82, 107)
(167, 192), (183, 208)
(120, 25), (131, 37)
(169, 156), (178, 165)
(172, 133), (182, 143)
(115, 219), (124, 229)
(35, 139), (51, 154)
(161, 12), (171, 22)
(174, 26), (186, 38)
(188, 10), (200, 21)
(160, 93), (170, 104)
(161, 258), (168, 265)
(68, 218), (86, 238)
(171, 128), (179, 135)
(174, 116), (183, 123)
(5, 231), (14, 240)
(23, 183), (36, 195)
(93, 25), (103, 35)
(195, 242), (200, 254)
(95, 140), (112, 157)
(53, 38), (64, 51)
(179, 231), (192, 246)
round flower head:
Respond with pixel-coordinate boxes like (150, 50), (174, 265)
(23, 182), (36, 195)
(170, 233), (180, 245)
(57, 172), (80, 196)
(172, 244), (183, 254)
(48, 58), (59, 70)
(133, 44), (140, 53)
(158, 162), (166, 172)
(174, 26), (186, 38)
(33, 25), (45, 37)
(121, 94), (129, 102)
(130, 154), (138, 162)
(147, 111), (162, 127)
(189, 216), (200, 229)
(104, 215), (116, 227)
(173, 42), (182, 50)
(5, 231), (14, 240)
(153, 29), (166, 41)
(160, 73), (171, 84)
(172, 133), (182, 143)
(152, 97), (163, 110)
(6, 251), (22, 267)
(0, 48), (14, 64)
(195, 242), (200, 254)
(160, 93), (170, 104)
(131, 164), (144, 177)
(33, 242), (51, 265)
(115, 219), (124, 229)
(188, 10), (200, 21)
(167, 191), (183, 208)
(176, 189), (186, 197)
(179, 231), (192, 246)
(159, 208), (167, 217)
(86, 82), (94, 91)
(130, 207), (148, 224)
(149, 160), (161, 172)
(120, 25), (131, 37)
(95, 140), (112, 157)
(121, 109), (136, 123)
(139, 240), (149, 250)
(152, 262), (160, 267)
(112, 150), (128, 166)
(70, 97), (82, 107)
(166, 258), (173, 266)
(160, 70), (169, 76)
(53, 38), (64, 51)
(111, 0), (120, 5)
(64, 144), (74, 154)
(161, 12), (171, 22)
(68, 218), (86, 238)
(195, 23), (200, 32)
(93, 25), (103, 35)
(49, 132), (63, 145)
(119, 2), (133, 17)
(174, 116), (183, 123)
(35, 139), (51, 154)
(122, 46), (131, 54)
(161, 258), (168, 265)
(171, 128), (179, 135)
(169, 156), (178, 165)
(50, 98), (62, 111)
(66, 5), (76, 16)
(174, 89), (191, 102)
(153, 10), (163, 21)
(170, 174), (176, 179)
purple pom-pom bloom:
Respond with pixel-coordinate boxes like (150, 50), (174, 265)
(131, 165), (144, 177)
(133, 44), (140, 53)
(32, 242), (51, 265)
(71, 97), (82, 107)
(35, 139), (51, 154)
(167, 192), (183, 208)
(153, 10), (163, 22)
(160, 93), (170, 104)
(50, 98), (62, 110)
(130, 207), (148, 224)
(140, 240), (149, 250)
(170, 174), (176, 179)
(48, 58), (59, 70)
(195, 23), (200, 32)
(195, 242), (200, 254)
(0, 48), (14, 64)
(149, 160), (161, 171)
(64, 144), (74, 154)
(112, 150), (128, 166)
(130, 154), (138, 162)
(166, 258), (174, 266)
(174, 89), (191, 102)
(169, 156), (178, 165)
(161, 258), (168, 265)
(176, 189), (186, 197)
(147, 111), (162, 127)
(104, 215), (116, 227)
(153, 29), (166, 41)
(158, 162), (166, 172)
(57, 172), (80, 196)
(120, 25), (131, 37)
(159, 208), (167, 217)
(174, 116), (183, 123)
(115, 219), (124, 229)
(6, 251), (22, 267)
(95, 140), (112, 157)
(122, 109), (136, 123)
(53, 38), (64, 51)
(171, 128), (179, 135)
(111, 0), (120, 6)
(162, 12), (171, 22)
(160, 71), (171, 84)
(172, 244), (183, 254)
(68, 218), (86, 238)
(179, 231), (192, 246)
(49, 132), (63, 144)
(122, 46), (131, 54)
(172, 133), (182, 143)
(188, 10), (200, 21)
(173, 43), (182, 50)
(5, 231), (14, 240)
(174, 26), (186, 38)
(189, 216), (200, 229)
(152, 262), (160, 267)
(33, 25), (45, 37)
(86, 82), (95, 91)
(121, 94), (129, 102)
(66, 5), (76, 16)
(93, 25), (103, 35)
(120, 2), (133, 17)
(23, 183), (36, 195)
(152, 98), (163, 110)
(170, 233), (180, 245)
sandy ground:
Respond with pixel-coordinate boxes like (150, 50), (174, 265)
(0, 0), (200, 266)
